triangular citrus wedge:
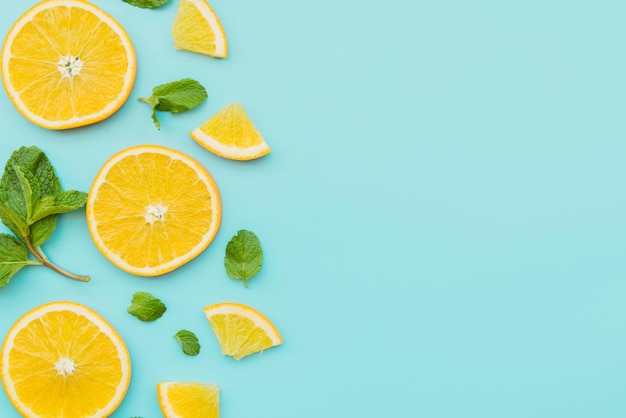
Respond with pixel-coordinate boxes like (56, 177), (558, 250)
(157, 382), (220, 418)
(191, 103), (271, 161)
(172, 0), (228, 58)
(203, 302), (282, 360)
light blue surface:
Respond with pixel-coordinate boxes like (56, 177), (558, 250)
(0, 0), (625, 416)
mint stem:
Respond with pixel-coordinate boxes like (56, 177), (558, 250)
(34, 246), (49, 261)
(24, 237), (90, 282)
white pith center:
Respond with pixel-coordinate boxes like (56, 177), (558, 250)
(145, 204), (167, 224)
(54, 357), (76, 376)
(57, 54), (83, 78)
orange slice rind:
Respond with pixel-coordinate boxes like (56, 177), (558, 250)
(86, 145), (222, 276)
(1, 0), (136, 129)
(1, 301), (131, 417)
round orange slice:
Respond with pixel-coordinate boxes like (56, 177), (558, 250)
(1, 0), (136, 129)
(1, 301), (131, 417)
(203, 302), (282, 360)
(86, 145), (222, 276)
(157, 381), (220, 418)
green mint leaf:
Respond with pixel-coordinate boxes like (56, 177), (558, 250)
(123, 0), (170, 8)
(0, 234), (34, 288)
(174, 330), (200, 356)
(30, 215), (57, 248)
(138, 78), (208, 130)
(12, 165), (40, 223)
(7, 146), (61, 196)
(31, 190), (88, 224)
(0, 165), (39, 238)
(127, 292), (167, 321)
(224, 229), (263, 287)
(152, 78), (208, 113)
(0, 206), (27, 242)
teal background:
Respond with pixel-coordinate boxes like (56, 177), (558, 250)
(0, 0), (625, 416)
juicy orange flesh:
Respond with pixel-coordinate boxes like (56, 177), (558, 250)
(198, 103), (264, 148)
(7, 5), (130, 121)
(172, 0), (218, 55)
(207, 314), (275, 360)
(7, 311), (124, 416)
(160, 382), (220, 417)
(91, 152), (215, 269)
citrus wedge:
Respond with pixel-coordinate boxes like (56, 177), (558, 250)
(191, 103), (271, 161)
(157, 382), (220, 418)
(172, 0), (228, 58)
(1, 301), (131, 417)
(86, 145), (221, 276)
(203, 302), (282, 360)
(1, 0), (136, 129)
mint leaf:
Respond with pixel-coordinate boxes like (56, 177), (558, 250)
(123, 0), (170, 8)
(0, 165), (38, 239)
(55, 190), (88, 209)
(0, 234), (35, 287)
(0, 205), (26, 241)
(7, 146), (61, 197)
(138, 78), (207, 130)
(128, 292), (167, 321)
(174, 330), (200, 356)
(30, 215), (57, 248)
(0, 146), (89, 284)
(151, 79), (208, 113)
(224, 230), (263, 287)
(31, 190), (88, 224)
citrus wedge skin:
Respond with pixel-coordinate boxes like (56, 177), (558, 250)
(1, 301), (131, 418)
(157, 381), (220, 418)
(86, 145), (222, 276)
(191, 103), (271, 161)
(172, 0), (228, 58)
(203, 302), (282, 360)
(1, 0), (137, 130)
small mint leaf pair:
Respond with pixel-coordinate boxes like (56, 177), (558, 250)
(0, 146), (89, 287)
(127, 291), (200, 356)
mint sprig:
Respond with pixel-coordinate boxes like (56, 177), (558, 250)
(224, 230), (263, 288)
(122, 0), (170, 8)
(0, 146), (89, 286)
(138, 78), (207, 130)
